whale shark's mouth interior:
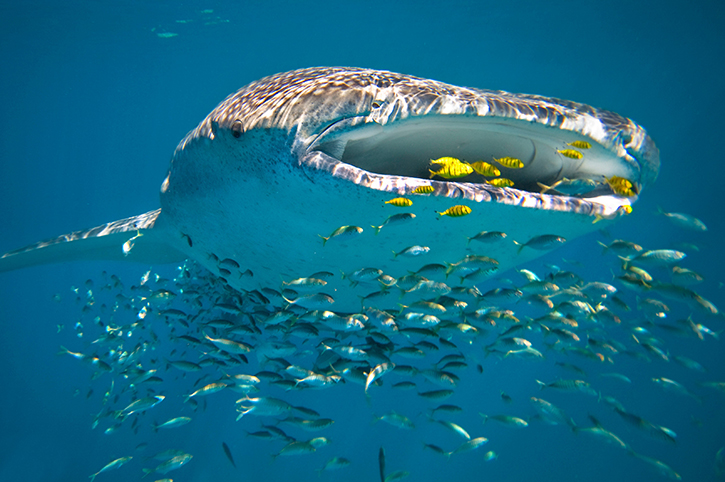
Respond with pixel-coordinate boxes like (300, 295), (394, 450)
(311, 116), (640, 199)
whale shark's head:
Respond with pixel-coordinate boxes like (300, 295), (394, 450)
(155, 68), (660, 311)
(171, 67), (658, 216)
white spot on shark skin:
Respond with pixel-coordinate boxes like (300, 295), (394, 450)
(0, 67), (659, 311)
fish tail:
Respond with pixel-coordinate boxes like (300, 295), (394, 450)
(391, 250), (398, 259)
(141, 468), (152, 479)
(371, 225), (382, 235)
(537, 181), (552, 193)
(596, 240), (609, 254)
(514, 241), (525, 255)
(318, 234), (329, 247)
(479, 413), (488, 425)
(535, 380), (546, 390)
(617, 256), (630, 270)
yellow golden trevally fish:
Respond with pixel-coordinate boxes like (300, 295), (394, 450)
(429, 159), (473, 179)
(487, 178), (514, 188)
(605, 176), (638, 197)
(567, 140), (592, 149)
(557, 149), (583, 159)
(385, 197), (413, 207)
(492, 156), (524, 168)
(412, 185), (434, 194)
(469, 161), (500, 177)
(436, 205), (472, 218)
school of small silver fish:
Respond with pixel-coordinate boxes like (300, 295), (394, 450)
(53, 204), (721, 481)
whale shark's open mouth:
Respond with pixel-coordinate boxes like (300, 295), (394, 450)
(305, 114), (647, 216)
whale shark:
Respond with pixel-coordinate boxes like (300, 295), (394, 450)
(0, 67), (659, 311)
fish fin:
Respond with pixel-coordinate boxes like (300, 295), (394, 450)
(596, 240), (609, 255)
(378, 446), (386, 482)
(537, 181), (554, 193)
(512, 240), (524, 254)
(56, 346), (71, 357)
(588, 414), (603, 427)
(0, 209), (186, 273)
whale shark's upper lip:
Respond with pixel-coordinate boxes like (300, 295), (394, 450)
(302, 111), (657, 217)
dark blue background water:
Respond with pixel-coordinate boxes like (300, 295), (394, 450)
(1, 1), (723, 481)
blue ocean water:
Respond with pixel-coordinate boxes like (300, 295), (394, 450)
(1, 1), (724, 481)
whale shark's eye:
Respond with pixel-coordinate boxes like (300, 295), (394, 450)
(231, 120), (244, 138)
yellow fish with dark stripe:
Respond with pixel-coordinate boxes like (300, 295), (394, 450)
(436, 205), (472, 218)
(493, 157), (524, 169)
(606, 176), (638, 197)
(567, 141), (592, 149)
(429, 159), (473, 179)
(385, 197), (413, 207)
(487, 178), (514, 188)
(412, 185), (434, 194)
(557, 149), (583, 159)
(469, 161), (500, 177)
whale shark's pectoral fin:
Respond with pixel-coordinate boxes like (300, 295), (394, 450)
(0, 209), (187, 273)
